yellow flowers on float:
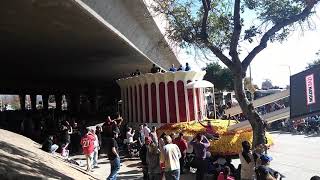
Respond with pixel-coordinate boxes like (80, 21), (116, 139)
(157, 119), (273, 156)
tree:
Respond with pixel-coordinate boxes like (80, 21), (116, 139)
(306, 50), (320, 69)
(203, 62), (234, 91)
(261, 79), (273, 90)
(152, 0), (320, 147)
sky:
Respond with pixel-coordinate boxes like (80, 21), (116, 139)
(177, 26), (320, 88)
(174, 5), (320, 88)
(146, 1), (320, 88)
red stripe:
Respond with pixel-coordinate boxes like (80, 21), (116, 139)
(177, 81), (187, 122)
(139, 85), (143, 123)
(168, 81), (177, 123)
(151, 83), (157, 123)
(130, 87), (133, 122)
(144, 84), (149, 123)
(159, 82), (167, 123)
(188, 89), (195, 120)
(134, 86), (138, 123)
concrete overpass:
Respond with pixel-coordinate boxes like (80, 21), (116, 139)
(0, 0), (180, 93)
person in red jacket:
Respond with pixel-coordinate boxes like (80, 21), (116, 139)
(81, 128), (96, 172)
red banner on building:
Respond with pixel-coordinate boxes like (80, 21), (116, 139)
(306, 74), (316, 105)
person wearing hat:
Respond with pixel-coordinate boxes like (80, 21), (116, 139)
(106, 129), (120, 180)
(257, 154), (284, 180)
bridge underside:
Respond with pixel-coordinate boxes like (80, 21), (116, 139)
(0, 0), (175, 94)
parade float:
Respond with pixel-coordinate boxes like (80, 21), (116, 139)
(117, 71), (273, 156)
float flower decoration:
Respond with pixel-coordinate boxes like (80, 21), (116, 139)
(157, 119), (273, 156)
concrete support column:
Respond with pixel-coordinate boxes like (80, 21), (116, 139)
(42, 94), (49, 111)
(30, 94), (37, 111)
(55, 94), (62, 111)
(70, 93), (80, 113)
(89, 89), (98, 114)
(19, 94), (26, 111)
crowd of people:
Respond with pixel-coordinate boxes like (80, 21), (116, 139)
(129, 63), (192, 77)
(105, 120), (288, 180)
(2, 108), (320, 179)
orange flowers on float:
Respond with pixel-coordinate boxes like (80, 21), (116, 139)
(157, 119), (273, 156)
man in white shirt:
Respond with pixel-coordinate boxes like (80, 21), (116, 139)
(126, 127), (135, 143)
(143, 123), (151, 138)
(160, 135), (181, 180)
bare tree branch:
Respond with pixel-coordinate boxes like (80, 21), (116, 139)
(229, 0), (242, 61)
(204, 40), (235, 70)
(242, 1), (319, 72)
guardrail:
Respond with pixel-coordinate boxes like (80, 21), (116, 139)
(225, 89), (290, 116)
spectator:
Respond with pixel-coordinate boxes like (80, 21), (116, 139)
(225, 157), (237, 176)
(151, 64), (159, 73)
(173, 132), (188, 174)
(102, 116), (118, 138)
(96, 125), (102, 154)
(177, 65), (183, 71)
(143, 123), (151, 138)
(126, 127), (135, 144)
(257, 154), (283, 179)
(61, 121), (72, 158)
(138, 124), (145, 146)
(150, 126), (158, 146)
(106, 129), (121, 180)
(134, 69), (141, 76)
(169, 64), (177, 72)
(159, 132), (166, 151)
(140, 137), (152, 180)
(311, 176), (320, 180)
(160, 135), (181, 180)
(239, 141), (255, 180)
(185, 63), (191, 71)
(91, 129), (100, 168)
(80, 128), (96, 172)
(217, 166), (235, 180)
(190, 133), (210, 180)
(147, 142), (161, 180)
(198, 120), (220, 140)
(42, 135), (59, 154)
(255, 166), (276, 180)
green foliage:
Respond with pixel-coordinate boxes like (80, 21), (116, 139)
(306, 50), (320, 69)
(203, 62), (234, 91)
(153, 0), (316, 50)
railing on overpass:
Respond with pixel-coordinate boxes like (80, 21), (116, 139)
(224, 89), (290, 116)
(225, 90), (290, 131)
(227, 107), (290, 131)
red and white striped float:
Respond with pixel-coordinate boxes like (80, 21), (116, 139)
(116, 71), (213, 124)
